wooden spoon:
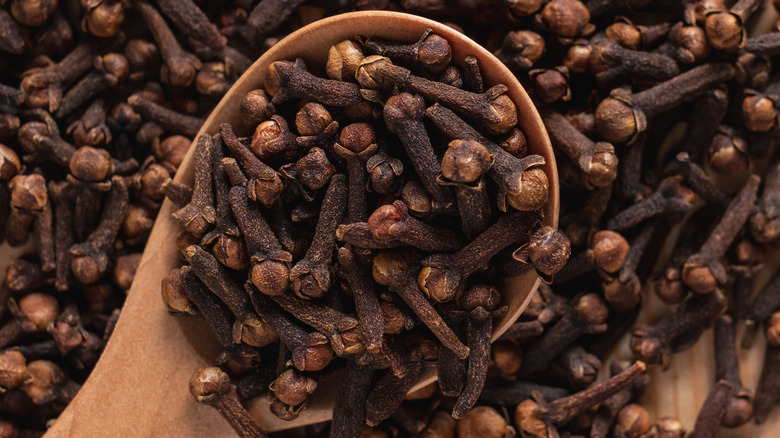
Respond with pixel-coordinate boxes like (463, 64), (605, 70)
(44, 11), (558, 436)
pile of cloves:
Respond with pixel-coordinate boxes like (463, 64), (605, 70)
(166, 27), (566, 437)
(3, 0), (780, 437)
(0, 0), (312, 435)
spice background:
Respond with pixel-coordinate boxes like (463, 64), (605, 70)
(2, 0), (780, 437)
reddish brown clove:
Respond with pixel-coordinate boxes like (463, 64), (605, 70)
(190, 367), (267, 438)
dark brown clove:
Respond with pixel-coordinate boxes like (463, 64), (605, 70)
(438, 139), (494, 240)
(171, 135), (216, 239)
(749, 159), (780, 244)
(186, 245), (277, 347)
(248, 287), (333, 372)
(358, 55), (517, 135)
(418, 211), (537, 303)
(265, 59), (363, 107)
(176, 266), (232, 339)
(133, 0), (202, 87)
(590, 361), (649, 438)
(54, 53), (129, 119)
(689, 380), (734, 438)
(269, 292), (359, 357)
(230, 185), (291, 296)
(426, 103), (548, 211)
(589, 39), (679, 87)
(519, 293), (609, 375)
(515, 361), (646, 438)
(630, 291), (726, 368)
(127, 95), (204, 138)
(383, 92), (453, 208)
(713, 316), (753, 427)
(334, 122), (378, 223)
(152, 0), (225, 50)
(607, 176), (695, 231)
(220, 123), (284, 207)
(541, 108), (617, 189)
(289, 174), (347, 299)
(373, 250), (469, 359)
(665, 152), (728, 206)
(595, 63), (735, 143)
(364, 28), (452, 75)
(682, 175), (760, 294)
(368, 201), (464, 253)
(451, 284), (500, 418)
(337, 246), (383, 354)
(68, 176), (125, 282)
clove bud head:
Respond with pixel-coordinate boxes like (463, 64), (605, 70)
(10, 174), (47, 212)
(507, 167), (549, 211)
(269, 369), (317, 407)
(250, 259), (290, 296)
(239, 89), (272, 127)
(19, 293), (60, 331)
(356, 55), (394, 90)
(681, 261), (718, 294)
(327, 40), (365, 82)
(70, 146), (113, 182)
(527, 226), (571, 278)
(590, 230), (629, 274)
(0, 350), (28, 391)
(704, 11), (744, 50)
(417, 265), (459, 303)
(296, 103), (333, 137)
(594, 95), (642, 143)
(21, 360), (64, 404)
(441, 140), (494, 184)
(291, 334), (334, 372)
(457, 284), (500, 311)
(586, 143), (619, 188)
(742, 95), (777, 132)
(189, 366), (231, 403)
(417, 34), (452, 74)
(339, 122), (375, 154)
(0, 144), (21, 181)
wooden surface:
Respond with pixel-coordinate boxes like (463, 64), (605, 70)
(37, 11), (558, 436)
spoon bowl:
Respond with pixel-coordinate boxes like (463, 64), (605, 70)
(45, 11), (557, 436)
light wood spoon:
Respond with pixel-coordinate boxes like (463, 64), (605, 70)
(43, 11), (558, 436)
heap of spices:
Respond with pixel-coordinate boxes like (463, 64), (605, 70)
(3, 0), (780, 436)
(162, 27), (559, 437)
(0, 0), (258, 433)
